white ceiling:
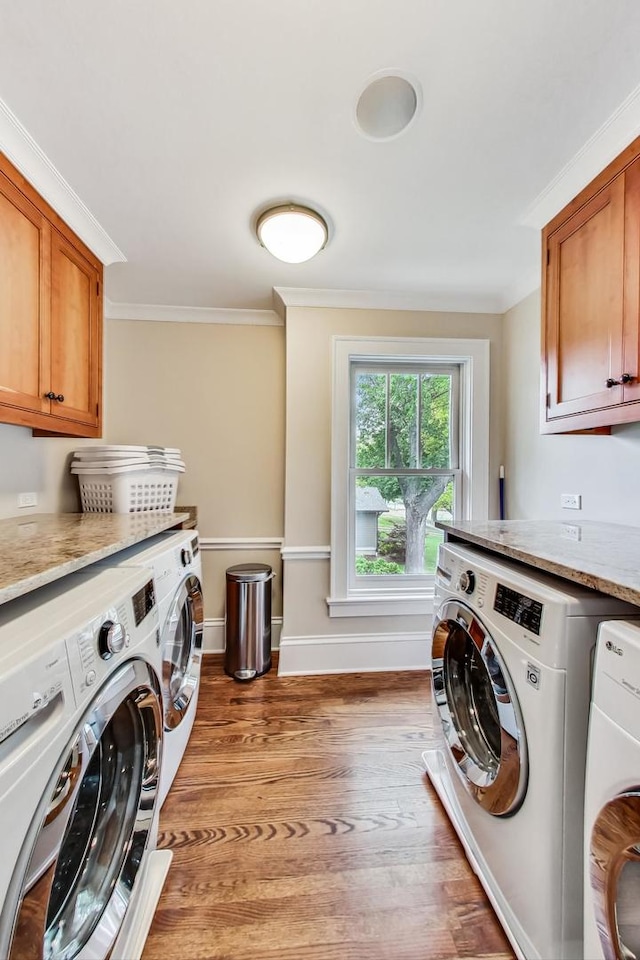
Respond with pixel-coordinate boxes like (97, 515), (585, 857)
(2, 0), (640, 314)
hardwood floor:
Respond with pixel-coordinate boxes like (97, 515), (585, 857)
(144, 656), (514, 960)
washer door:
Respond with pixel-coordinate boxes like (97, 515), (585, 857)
(589, 790), (640, 960)
(431, 599), (528, 816)
(163, 573), (203, 731)
(5, 659), (162, 960)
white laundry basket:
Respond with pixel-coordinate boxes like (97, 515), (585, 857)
(75, 467), (181, 513)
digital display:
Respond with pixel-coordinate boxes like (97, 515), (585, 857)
(494, 583), (542, 636)
(132, 580), (156, 626)
(191, 536), (200, 557)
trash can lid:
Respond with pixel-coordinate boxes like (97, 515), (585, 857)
(226, 562), (273, 582)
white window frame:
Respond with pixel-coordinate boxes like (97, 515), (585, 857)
(327, 336), (490, 618)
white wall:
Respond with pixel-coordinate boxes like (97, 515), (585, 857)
(503, 290), (640, 525)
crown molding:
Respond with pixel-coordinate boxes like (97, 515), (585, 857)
(273, 286), (504, 315)
(105, 299), (282, 326)
(521, 82), (640, 229)
(0, 97), (125, 265)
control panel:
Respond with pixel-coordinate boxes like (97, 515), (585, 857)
(66, 589), (159, 705)
(132, 579), (155, 626)
(494, 583), (543, 636)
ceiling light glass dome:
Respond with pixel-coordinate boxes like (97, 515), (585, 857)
(256, 204), (328, 263)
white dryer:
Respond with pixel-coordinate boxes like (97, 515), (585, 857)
(94, 530), (203, 806)
(0, 566), (171, 960)
(584, 620), (640, 960)
(423, 542), (639, 960)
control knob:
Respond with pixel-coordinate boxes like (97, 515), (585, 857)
(98, 620), (126, 660)
(458, 570), (476, 595)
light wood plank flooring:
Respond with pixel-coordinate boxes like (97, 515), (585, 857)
(144, 655), (514, 960)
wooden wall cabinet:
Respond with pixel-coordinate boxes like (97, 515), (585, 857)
(0, 153), (103, 437)
(541, 136), (640, 434)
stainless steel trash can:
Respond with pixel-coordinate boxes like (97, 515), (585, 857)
(224, 563), (274, 681)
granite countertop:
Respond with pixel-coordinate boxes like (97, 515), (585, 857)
(0, 512), (189, 606)
(436, 519), (640, 608)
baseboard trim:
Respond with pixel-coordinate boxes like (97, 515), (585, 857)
(202, 617), (283, 654)
(277, 627), (432, 676)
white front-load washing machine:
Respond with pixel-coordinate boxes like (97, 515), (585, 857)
(423, 542), (639, 960)
(0, 565), (171, 960)
(584, 619), (640, 960)
(93, 530), (203, 805)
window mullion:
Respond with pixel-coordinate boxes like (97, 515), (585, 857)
(416, 374), (422, 470)
(385, 372), (390, 468)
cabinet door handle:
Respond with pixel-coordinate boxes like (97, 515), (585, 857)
(44, 391), (65, 402)
(55, 394), (65, 402)
(621, 373), (635, 384)
(606, 378), (620, 388)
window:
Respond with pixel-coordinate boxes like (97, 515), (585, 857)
(328, 337), (490, 618)
(352, 362), (460, 587)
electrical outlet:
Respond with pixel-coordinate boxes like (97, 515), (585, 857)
(17, 492), (38, 508)
(560, 493), (581, 510)
(561, 523), (582, 541)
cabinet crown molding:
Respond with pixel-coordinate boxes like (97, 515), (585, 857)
(0, 97), (125, 265)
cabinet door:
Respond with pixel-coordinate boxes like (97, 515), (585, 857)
(0, 172), (50, 416)
(543, 174), (625, 422)
(49, 229), (101, 428)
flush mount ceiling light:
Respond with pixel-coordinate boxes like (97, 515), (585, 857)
(256, 204), (329, 263)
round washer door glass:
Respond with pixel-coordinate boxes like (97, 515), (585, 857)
(6, 660), (162, 960)
(589, 790), (640, 959)
(431, 599), (528, 816)
(163, 573), (203, 731)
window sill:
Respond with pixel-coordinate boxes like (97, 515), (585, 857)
(326, 592), (435, 618)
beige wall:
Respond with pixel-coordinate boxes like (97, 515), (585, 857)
(0, 319), (286, 624)
(503, 290), (640, 524)
(282, 305), (505, 643)
(105, 319), (285, 620)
